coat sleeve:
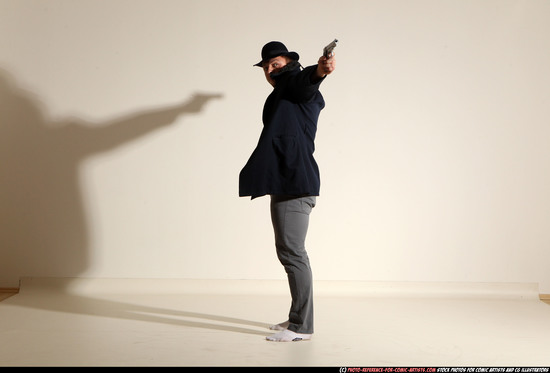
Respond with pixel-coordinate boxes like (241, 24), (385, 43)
(285, 65), (325, 103)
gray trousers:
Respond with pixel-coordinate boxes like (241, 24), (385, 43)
(270, 195), (316, 334)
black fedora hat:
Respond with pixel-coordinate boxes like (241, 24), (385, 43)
(254, 41), (299, 67)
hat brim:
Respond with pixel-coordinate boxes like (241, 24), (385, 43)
(254, 51), (300, 67)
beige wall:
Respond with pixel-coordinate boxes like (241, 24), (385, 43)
(1, 0), (549, 292)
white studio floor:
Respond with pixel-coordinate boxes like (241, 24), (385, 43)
(1, 278), (549, 367)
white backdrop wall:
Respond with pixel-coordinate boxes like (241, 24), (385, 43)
(1, 0), (549, 292)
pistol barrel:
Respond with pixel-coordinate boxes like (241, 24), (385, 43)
(323, 39), (338, 58)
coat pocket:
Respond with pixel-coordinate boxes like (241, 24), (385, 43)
(272, 136), (299, 171)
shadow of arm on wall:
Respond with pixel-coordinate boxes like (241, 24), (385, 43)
(73, 92), (224, 154)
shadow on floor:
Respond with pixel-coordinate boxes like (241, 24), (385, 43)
(1, 289), (270, 336)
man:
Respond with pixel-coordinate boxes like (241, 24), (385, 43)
(239, 41), (336, 342)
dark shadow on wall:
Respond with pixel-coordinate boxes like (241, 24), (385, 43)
(0, 68), (223, 286)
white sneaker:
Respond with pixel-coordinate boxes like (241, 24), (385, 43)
(266, 329), (312, 342)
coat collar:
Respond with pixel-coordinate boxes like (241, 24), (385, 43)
(270, 60), (302, 80)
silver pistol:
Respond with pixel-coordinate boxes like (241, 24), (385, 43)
(323, 39), (338, 58)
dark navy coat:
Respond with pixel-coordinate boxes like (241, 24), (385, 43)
(239, 62), (325, 199)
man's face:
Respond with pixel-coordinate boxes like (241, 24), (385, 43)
(262, 56), (290, 87)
